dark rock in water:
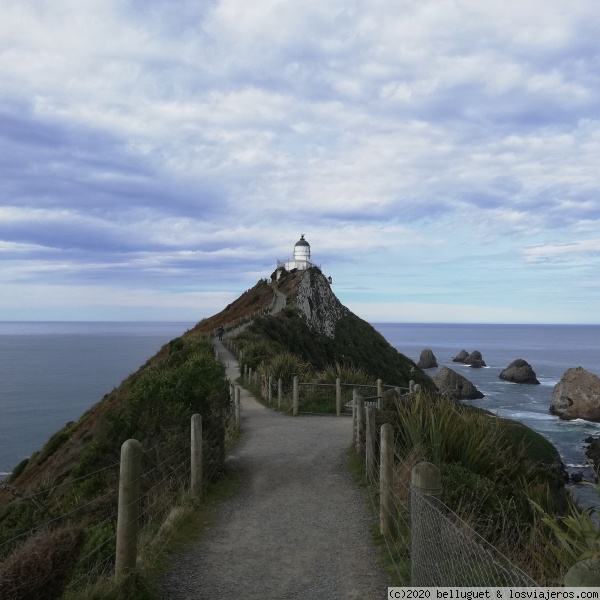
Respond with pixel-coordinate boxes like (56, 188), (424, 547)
(465, 350), (486, 368)
(584, 436), (600, 471)
(571, 472), (584, 484)
(433, 366), (484, 400)
(453, 350), (469, 363)
(550, 367), (600, 421)
(418, 348), (438, 369)
(499, 359), (540, 385)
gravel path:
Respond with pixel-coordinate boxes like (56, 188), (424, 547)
(159, 342), (390, 600)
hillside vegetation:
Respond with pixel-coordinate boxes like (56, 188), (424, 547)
(0, 333), (230, 598)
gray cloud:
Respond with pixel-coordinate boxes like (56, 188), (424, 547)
(0, 0), (599, 322)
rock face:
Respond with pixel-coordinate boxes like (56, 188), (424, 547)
(584, 436), (600, 471)
(550, 367), (600, 421)
(464, 350), (486, 368)
(433, 366), (484, 400)
(293, 268), (349, 338)
(453, 350), (469, 363)
(499, 359), (540, 385)
(418, 348), (438, 369)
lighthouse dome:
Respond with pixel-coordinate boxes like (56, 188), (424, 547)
(293, 234), (311, 261)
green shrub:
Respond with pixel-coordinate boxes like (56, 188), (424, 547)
(531, 490), (600, 570)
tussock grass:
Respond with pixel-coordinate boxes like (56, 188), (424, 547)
(316, 363), (373, 386)
(352, 392), (571, 585)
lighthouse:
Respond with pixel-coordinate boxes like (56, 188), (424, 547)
(289, 234), (311, 269)
(275, 234), (319, 279)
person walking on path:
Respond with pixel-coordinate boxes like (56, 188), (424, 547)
(217, 325), (224, 341)
(160, 338), (390, 599)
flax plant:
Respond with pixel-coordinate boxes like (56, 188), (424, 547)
(317, 362), (373, 386)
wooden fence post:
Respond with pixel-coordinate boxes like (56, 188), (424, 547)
(355, 394), (364, 456)
(191, 414), (202, 497)
(115, 439), (143, 579)
(380, 423), (394, 538)
(377, 378), (383, 410)
(351, 389), (357, 444)
(235, 387), (241, 426)
(293, 376), (299, 416)
(278, 378), (282, 409)
(268, 376), (273, 404)
(336, 377), (341, 416)
(565, 558), (600, 586)
(365, 405), (376, 480)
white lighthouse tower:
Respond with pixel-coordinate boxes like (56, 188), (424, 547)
(287, 234), (311, 270)
(275, 234), (319, 279)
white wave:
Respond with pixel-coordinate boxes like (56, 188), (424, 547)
(540, 380), (559, 387)
(569, 419), (600, 426)
(496, 410), (555, 421)
(566, 463), (593, 469)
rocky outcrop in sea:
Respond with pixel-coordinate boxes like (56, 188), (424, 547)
(452, 350), (469, 362)
(464, 350), (486, 368)
(550, 367), (600, 421)
(417, 348), (438, 369)
(452, 349), (486, 368)
(584, 436), (600, 474)
(433, 366), (484, 400)
(499, 359), (540, 385)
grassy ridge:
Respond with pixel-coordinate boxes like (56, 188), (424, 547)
(0, 333), (230, 598)
(241, 307), (435, 392)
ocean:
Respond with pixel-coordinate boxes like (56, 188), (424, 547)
(0, 322), (195, 478)
(373, 323), (600, 506)
(1, 321), (600, 504)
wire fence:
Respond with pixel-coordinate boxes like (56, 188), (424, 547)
(357, 405), (538, 587)
(0, 406), (236, 599)
(226, 363), (415, 417)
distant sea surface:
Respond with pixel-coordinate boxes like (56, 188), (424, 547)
(0, 322), (195, 478)
(2, 322), (600, 499)
(374, 323), (600, 504)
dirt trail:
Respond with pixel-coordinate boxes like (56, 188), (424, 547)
(159, 340), (390, 600)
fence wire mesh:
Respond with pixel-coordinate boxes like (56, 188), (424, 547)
(410, 488), (536, 587)
(357, 410), (538, 587)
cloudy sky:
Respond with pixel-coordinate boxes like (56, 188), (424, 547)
(1, 0), (599, 324)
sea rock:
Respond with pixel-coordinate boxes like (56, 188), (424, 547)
(432, 366), (484, 400)
(452, 350), (469, 363)
(417, 348), (438, 369)
(499, 359), (540, 385)
(584, 436), (600, 472)
(550, 367), (600, 421)
(465, 350), (486, 368)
